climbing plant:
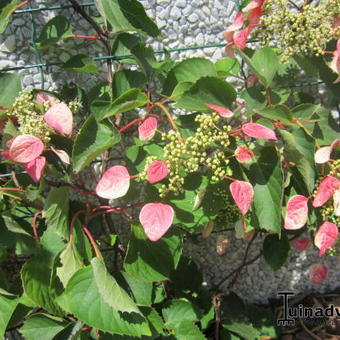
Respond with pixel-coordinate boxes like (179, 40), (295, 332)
(0, 0), (339, 339)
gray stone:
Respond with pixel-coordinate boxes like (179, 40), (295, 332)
(0, 35), (16, 53)
(175, 0), (186, 8)
(12, 18), (25, 26)
(23, 75), (33, 86)
(170, 7), (181, 20)
(188, 13), (199, 23)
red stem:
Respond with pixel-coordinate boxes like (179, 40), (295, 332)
(83, 226), (102, 259)
(72, 34), (100, 40)
(69, 210), (86, 243)
(118, 118), (143, 133)
(147, 113), (171, 122)
(0, 187), (27, 193)
(224, 176), (236, 182)
(32, 211), (42, 243)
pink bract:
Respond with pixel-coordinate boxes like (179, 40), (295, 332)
(235, 146), (254, 164)
(309, 263), (329, 284)
(292, 238), (311, 251)
(205, 104), (233, 118)
(139, 203), (174, 242)
(227, 12), (244, 32)
(312, 176), (340, 208)
(9, 135), (44, 163)
(314, 221), (338, 256)
(334, 189), (340, 217)
(233, 27), (250, 50)
(138, 117), (158, 141)
(36, 92), (56, 104)
(147, 161), (169, 184)
(24, 156), (46, 182)
(284, 195), (308, 230)
(330, 40), (340, 84)
(230, 180), (254, 216)
(242, 123), (277, 141)
(95, 165), (130, 200)
(243, 0), (265, 12)
(248, 6), (262, 25)
(44, 102), (73, 135)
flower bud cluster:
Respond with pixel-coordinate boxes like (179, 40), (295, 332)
(11, 91), (52, 142)
(157, 113), (232, 197)
(259, 0), (340, 62)
(215, 189), (241, 226)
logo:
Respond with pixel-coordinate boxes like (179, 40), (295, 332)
(277, 291), (340, 327)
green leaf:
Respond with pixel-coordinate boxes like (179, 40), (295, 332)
(124, 225), (182, 282)
(240, 86), (266, 112)
(240, 47), (279, 88)
(251, 47), (279, 88)
(172, 320), (207, 340)
(56, 243), (83, 287)
(21, 258), (64, 316)
(92, 89), (148, 121)
(91, 258), (141, 315)
(62, 54), (98, 73)
(169, 175), (224, 228)
(246, 147), (283, 234)
(0, 293), (19, 339)
(117, 0), (160, 37)
(42, 187), (69, 239)
(112, 69), (146, 98)
(163, 58), (217, 96)
(121, 272), (153, 306)
(94, 0), (160, 37)
(37, 15), (73, 48)
(162, 299), (200, 327)
(292, 103), (319, 121)
(175, 77), (236, 112)
(221, 293), (260, 340)
(0, 73), (21, 115)
(19, 314), (67, 340)
(0, 0), (19, 34)
(281, 128), (316, 193)
(215, 57), (240, 77)
(263, 234), (290, 271)
(72, 114), (121, 172)
(57, 266), (151, 337)
(255, 105), (293, 126)
(170, 256), (203, 292)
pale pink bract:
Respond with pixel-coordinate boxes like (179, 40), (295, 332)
(242, 123), (277, 141)
(330, 40), (340, 84)
(44, 102), (73, 135)
(314, 221), (338, 256)
(50, 147), (70, 164)
(284, 195), (308, 230)
(314, 139), (340, 164)
(95, 165), (130, 200)
(230, 180), (254, 216)
(138, 117), (158, 141)
(9, 135), (44, 163)
(235, 146), (254, 164)
(147, 161), (169, 184)
(139, 203), (174, 242)
(205, 104), (233, 118)
(312, 176), (340, 208)
(309, 263), (329, 284)
(24, 156), (46, 182)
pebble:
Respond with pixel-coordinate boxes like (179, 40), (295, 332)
(0, 36), (16, 53)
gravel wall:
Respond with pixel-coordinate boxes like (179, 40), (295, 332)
(0, 0), (338, 303)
